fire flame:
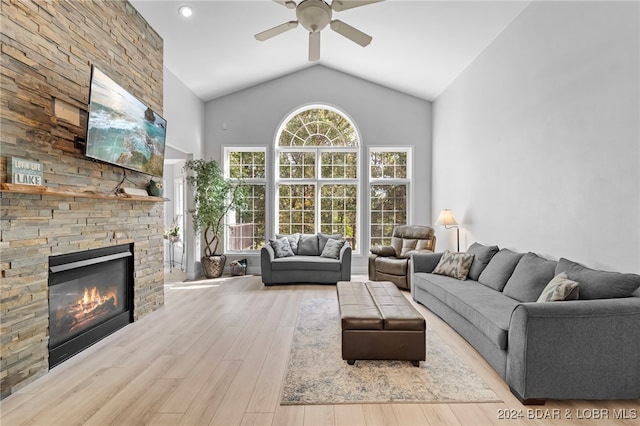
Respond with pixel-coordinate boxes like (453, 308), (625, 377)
(76, 286), (118, 314)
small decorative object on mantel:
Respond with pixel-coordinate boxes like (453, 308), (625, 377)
(148, 179), (163, 197)
(8, 157), (43, 186)
(120, 187), (148, 197)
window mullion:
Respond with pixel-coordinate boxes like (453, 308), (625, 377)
(314, 147), (321, 234)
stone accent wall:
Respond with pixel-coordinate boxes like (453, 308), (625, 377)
(0, 0), (164, 398)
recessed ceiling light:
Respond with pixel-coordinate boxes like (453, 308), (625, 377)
(178, 5), (193, 17)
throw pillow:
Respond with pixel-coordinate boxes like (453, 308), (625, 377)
(370, 246), (396, 257)
(502, 252), (557, 302)
(318, 233), (342, 253)
(298, 234), (320, 256)
(478, 249), (524, 291)
(536, 273), (579, 302)
(432, 250), (475, 280)
(466, 242), (499, 281)
(556, 258), (640, 300)
(276, 233), (300, 255)
(321, 238), (346, 259)
(269, 237), (294, 258)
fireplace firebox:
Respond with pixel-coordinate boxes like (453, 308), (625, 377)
(48, 244), (134, 368)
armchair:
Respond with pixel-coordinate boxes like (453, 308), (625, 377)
(368, 225), (436, 290)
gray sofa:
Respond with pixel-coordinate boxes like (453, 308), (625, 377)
(411, 243), (640, 404)
(261, 233), (352, 285)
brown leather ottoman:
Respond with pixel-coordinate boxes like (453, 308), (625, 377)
(337, 281), (426, 366)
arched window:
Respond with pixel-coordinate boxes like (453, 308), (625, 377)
(275, 106), (360, 250)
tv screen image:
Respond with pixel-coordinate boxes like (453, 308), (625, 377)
(86, 66), (166, 178)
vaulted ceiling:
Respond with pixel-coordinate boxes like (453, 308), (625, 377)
(130, 0), (531, 102)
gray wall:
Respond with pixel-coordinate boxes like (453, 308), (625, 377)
(205, 65), (432, 273)
(163, 67), (205, 279)
(432, 1), (640, 273)
(164, 68), (205, 157)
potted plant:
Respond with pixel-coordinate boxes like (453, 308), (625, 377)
(184, 158), (247, 278)
(164, 216), (180, 243)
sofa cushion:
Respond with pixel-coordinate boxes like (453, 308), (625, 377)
(432, 250), (475, 280)
(556, 258), (640, 300)
(271, 255), (341, 272)
(466, 242), (499, 281)
(415, 239), (434, 251)
(269, 237), (294, 258)
(298, 234), (320, 256)
(392, 237), (434, 258)
(400, 239), (418, 257)
(503, 252), (557, 302)
(318, 233), (342, 253)
(536, 272), (579, 302)
(276, 233), (300, 254)
(413, 273), (520, 349)
(374, 257), (408, 275)
(390, 237), (417, 258)
(478, 249), (524, 291)
(321, 238), (345, 259)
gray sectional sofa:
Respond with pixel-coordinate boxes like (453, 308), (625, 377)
(411, 243), (640, 404)
(261, 233), (352, 285)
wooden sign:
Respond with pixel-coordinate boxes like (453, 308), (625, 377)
(8, 157), (43, 186)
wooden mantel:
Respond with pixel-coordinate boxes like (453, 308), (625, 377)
(0, 183), (165, 202)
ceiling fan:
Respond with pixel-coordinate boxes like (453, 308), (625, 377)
(255, 0), (383, 61)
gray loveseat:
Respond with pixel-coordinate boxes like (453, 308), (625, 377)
(411, 243), (640, 404)
(261, 233), (352, 285)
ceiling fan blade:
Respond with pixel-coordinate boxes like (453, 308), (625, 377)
(274, 0), (297, 9)
(309, 32), (320, 61)
(331, 0), (383, 12)
(330, 20), (372, 47)
(255, 21), (299, 41)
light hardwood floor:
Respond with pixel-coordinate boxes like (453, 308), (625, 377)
(1, 272), (638, 426)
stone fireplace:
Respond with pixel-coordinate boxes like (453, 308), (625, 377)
(0, 0), (165, 398)
(0, 191), (165, 398)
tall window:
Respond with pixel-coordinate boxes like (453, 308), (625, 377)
(276, 106), (360, 250)
(369, 148), (412, 247)
(224, 148), (267, 251)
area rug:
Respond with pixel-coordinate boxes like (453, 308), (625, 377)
(280, 298), (501, 405)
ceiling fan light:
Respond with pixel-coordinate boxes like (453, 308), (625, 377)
(296, 0), (331, 32)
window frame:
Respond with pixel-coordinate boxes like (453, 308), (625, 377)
(223, 146), (268, 253)
(368, 147), (413, 248)
(275, 105), (361, 253)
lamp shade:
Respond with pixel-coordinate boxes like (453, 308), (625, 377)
(436, 209), (458, 227)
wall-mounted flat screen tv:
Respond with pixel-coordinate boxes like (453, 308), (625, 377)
(85, 65), (166, 178)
